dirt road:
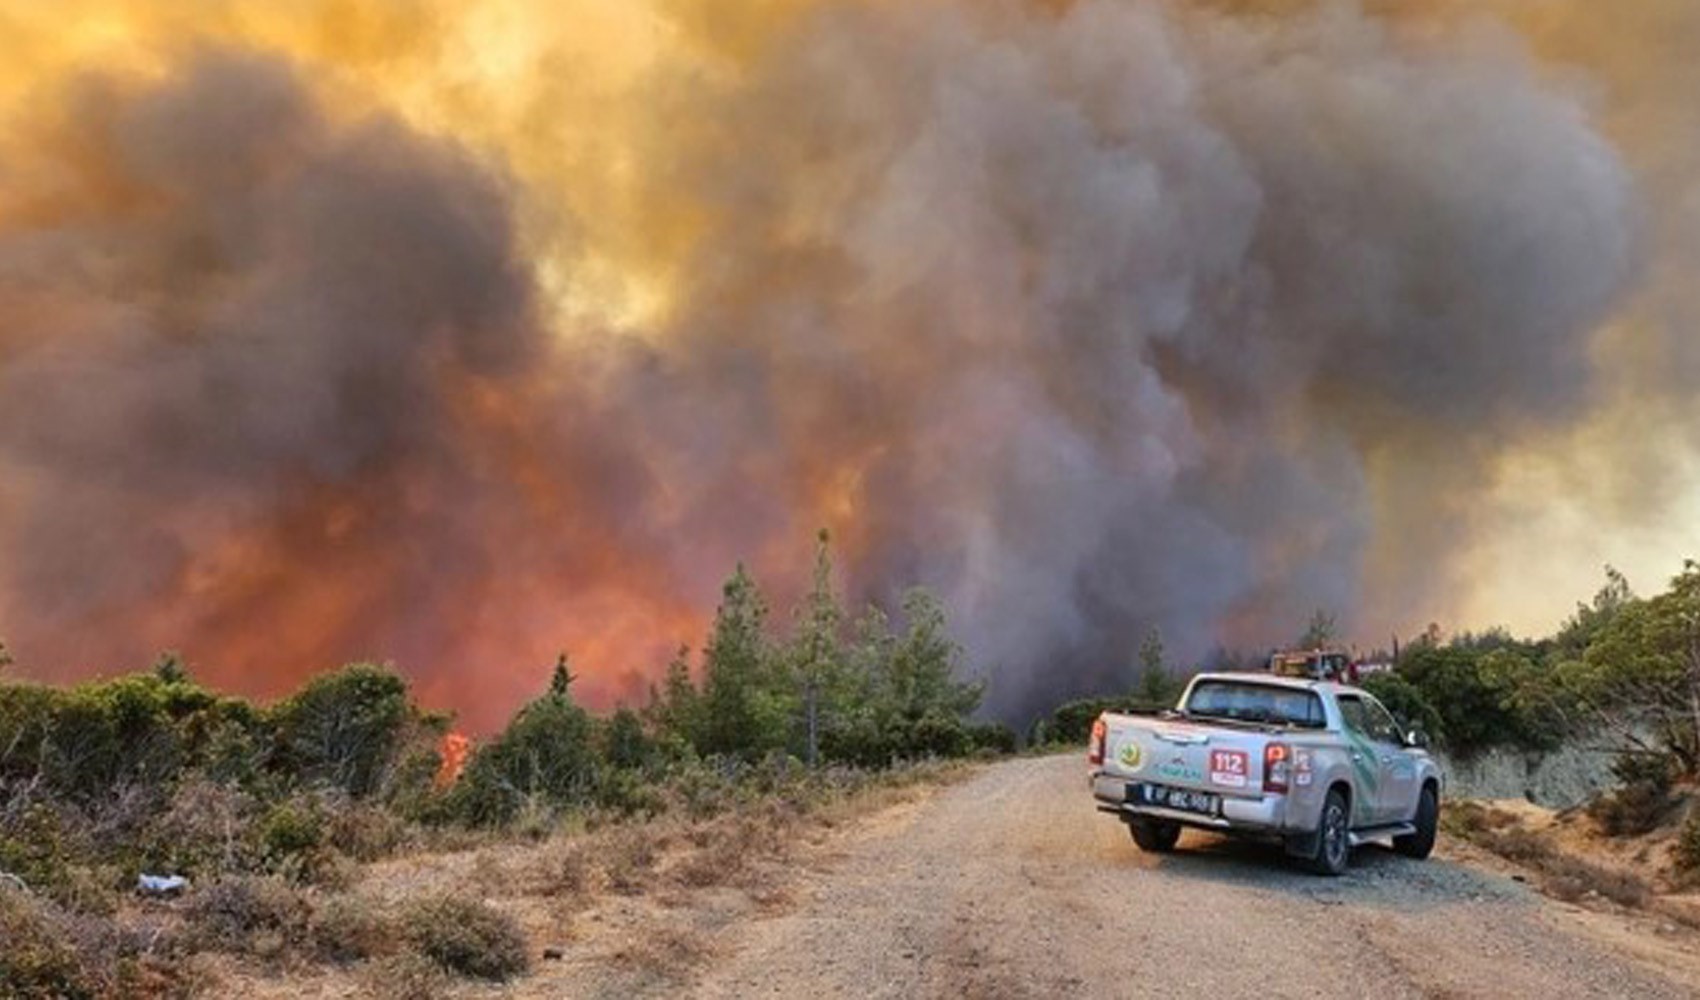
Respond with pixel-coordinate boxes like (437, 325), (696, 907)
(684, 754), (1699, 999)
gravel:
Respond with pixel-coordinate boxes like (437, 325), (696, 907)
(680, 754), (1698, 999)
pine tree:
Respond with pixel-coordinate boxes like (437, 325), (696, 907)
(549, 653), (576, 701)
(152, 650), (187, 685)
(888, 588), (983, 723)
(699, 563), (789, 758)
(1136, 627), (1172, 705)
(791, 529), (846, 767)
(646, 645), (702, 751)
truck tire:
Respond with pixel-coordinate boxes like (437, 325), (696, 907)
(1128, 818), (1182, 853)
(1395, 785), (1438, 859)
(1304, 789), (1351, 876)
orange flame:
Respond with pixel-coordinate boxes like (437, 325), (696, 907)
(436, 732), (471, 787)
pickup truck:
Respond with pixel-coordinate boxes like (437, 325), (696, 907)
(1088, 672), (1442, 875)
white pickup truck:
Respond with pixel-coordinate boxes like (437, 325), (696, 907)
(1089, 672), (1442, 875)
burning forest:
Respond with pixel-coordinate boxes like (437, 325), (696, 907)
(1, 0), (1697, 730)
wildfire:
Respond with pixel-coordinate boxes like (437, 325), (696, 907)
(0, 0), (1693, 729)
(436, 732), (472, 787)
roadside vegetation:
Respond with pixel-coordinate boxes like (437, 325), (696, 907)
(1032, 561), (1700, 922)
(0, 533), (1001, 997)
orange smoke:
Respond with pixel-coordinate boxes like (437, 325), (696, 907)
(0, 0), (1692, 729)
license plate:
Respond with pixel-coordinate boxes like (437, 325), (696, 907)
(1128, 783), (1218, 816)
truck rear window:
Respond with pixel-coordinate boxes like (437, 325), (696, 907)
(1184, 681), (1326, 729)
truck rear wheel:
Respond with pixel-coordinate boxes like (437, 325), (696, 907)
(1395, 785), (1438, 859)
(1304, 789), (1351, 876)
(1128, 818), (1182, 853)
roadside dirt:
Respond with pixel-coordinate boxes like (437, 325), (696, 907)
(678, 753), (1700, 999)
(209, 754), (1700, 998)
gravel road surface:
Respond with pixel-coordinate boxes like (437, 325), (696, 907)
(688, 753), (1699, 999)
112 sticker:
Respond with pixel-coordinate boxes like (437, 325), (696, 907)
(1209, 749), (1248, 788)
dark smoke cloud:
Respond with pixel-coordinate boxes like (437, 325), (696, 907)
(614, 0), (1632, 716)
(0, 1), (1645, 726)
(0, 50), (583, 709)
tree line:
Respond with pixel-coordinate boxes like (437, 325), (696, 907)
(1360, 562), (1700, 773)
(0, 531), (1004, 853)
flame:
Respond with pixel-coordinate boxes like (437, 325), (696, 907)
(436, 731), (471, 787)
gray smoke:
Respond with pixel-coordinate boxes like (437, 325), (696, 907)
(616, 0), (1633, 716)
(0, 1), (1649, 727)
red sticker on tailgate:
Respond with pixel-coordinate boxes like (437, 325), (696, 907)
(1209, 750), (1248, 788)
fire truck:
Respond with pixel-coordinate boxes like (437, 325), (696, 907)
(1267, 649), (1359, 684)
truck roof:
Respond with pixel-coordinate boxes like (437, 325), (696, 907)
(1189, 671), (1357, 697)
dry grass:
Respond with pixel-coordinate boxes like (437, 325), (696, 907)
(400, 893), (529, 982)
(608, 921), (715, 981)
(1446, 801), (1652, 910)
(182, 876), (312, 959)
(600, 826), (661, 895)
(1, 885), (195, 997)
(360, 950), (452, 1000)
(4, 758), (972, 997)
(309, 893), (397, 964)
(670, 811), (788, 890)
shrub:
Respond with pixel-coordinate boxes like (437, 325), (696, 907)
(899, 714), (972, 759)
(1, 888), (191, 998)
(1396, 645), (1556, 755)
(400, 894), (529, 982)
(1358, 673), (1443, 743)
(600, 827), (658, 894)
(1588, 754), (1676, 836)
(1031, 697), (1152, 747)
(966, 722), (1017, 756)
(0, 889), (99, 998)
(363, 950), (451, 1000)
(144, 777), (259, 877)
(451, 690), (599, 827)
(1675, 812), (1700, 875)
(603, 708), (653, 771)
(0, 802), (77, 901)
(183, 876), (311, 956)
(270, 664), (411, 799)
(324, 797), (408, 862)
(310, 894), (396, 964)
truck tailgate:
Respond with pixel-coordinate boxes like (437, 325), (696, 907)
(1102, 716), (1270, 797)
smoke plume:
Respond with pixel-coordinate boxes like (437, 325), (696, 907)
(0, 0), (1680, 727)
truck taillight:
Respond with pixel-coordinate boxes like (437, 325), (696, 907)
(1088, 717), (1107, 766)
(1264, 742), (1290, 793)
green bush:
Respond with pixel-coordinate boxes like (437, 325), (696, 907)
(966, 722), (1017, 755)
(260, 799), (325, 860)
(1358, 673), (1443, 742)
(451, 690), (600, 826)
(899, 714), (972, 759)
(602, 707), (654, 771)
(270, 664), (412, 799)
(401, 894), (529, 981)
(1588, 754), (1676, 837)
(1031, 697), (1156, 747)
(1396, 646), (1556, 755)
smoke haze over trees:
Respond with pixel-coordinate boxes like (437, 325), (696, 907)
(0, 1), (1694, 726)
